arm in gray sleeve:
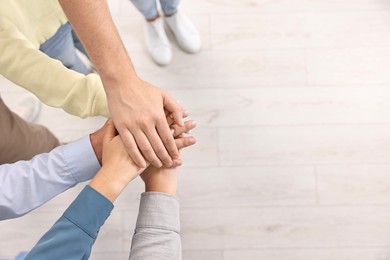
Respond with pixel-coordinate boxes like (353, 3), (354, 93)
(129, 192), (182, 260)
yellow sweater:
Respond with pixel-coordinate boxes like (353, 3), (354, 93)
(0, 0), (109, 118)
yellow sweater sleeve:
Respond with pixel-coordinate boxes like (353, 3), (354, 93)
(0, 17), (109, 118)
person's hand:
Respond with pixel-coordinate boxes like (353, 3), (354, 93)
(140, 137), (193, 195)
(106, 78), (185, 169)
(89, 118), (144, 202)
(140, 117), (197, 195)
(100, 119), (144, 180)
(58, 0), (184, 169)
(89, 117), (195, 202)
(89, 119), (112, 165)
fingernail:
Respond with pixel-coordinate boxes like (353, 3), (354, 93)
(192, 121), (197, 126)
(175, 159), (182, 165)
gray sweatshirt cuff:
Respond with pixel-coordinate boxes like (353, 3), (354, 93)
(136, 192), (180, 233)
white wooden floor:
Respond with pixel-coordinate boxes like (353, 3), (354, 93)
(1, 0), (390, 259)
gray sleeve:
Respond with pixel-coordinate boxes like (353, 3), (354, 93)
(129, 192), (182, 260)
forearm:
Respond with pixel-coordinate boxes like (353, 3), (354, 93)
(58, 0), (139, 89)
(144, 173), (178, 195)
(25, 186), (113, 260)
(0, 18), (109, 118)
(0, 137), (100, 220)
(89, 164), (142, 203)
(129, 192), (182, 260)
(141, 166), (179, 195)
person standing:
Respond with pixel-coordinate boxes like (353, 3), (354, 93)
(130, 0), (202, 65)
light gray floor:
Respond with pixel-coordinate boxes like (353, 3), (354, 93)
(1, 0), (390, 259)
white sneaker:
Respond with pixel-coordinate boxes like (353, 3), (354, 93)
(13, 93), (42, 123)
(165, 12), (201, 54)
(145, 17), (172, 66)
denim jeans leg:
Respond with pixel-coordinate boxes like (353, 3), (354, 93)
(159, 0), (180, 16)
(71, 30), (88, 58)
(39, 22), (89, 75)
(130, 0), (159, 20)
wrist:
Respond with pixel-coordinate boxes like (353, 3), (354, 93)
(100, 66), (140, 93)
(89, 164), (140, 202)
(142, 167), (179, 195)
(88, 167), (125, 202)
(144, 177), (178, 195)
(145, 185), (177, 195)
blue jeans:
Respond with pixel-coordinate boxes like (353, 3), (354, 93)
(130, 0), (180, 20)
(39, 22), (90, 75)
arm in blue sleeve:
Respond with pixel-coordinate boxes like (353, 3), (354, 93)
(0, 136), (101, 220)
(25, 185), (113, 260)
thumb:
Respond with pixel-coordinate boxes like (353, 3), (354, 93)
(163, 92), (184, 127)
(103, 118), (117, 143)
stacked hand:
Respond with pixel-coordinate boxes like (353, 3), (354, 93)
(106, 78), (186, 169)
(89, 115), (196, 202)
(140, 116), (196, 195)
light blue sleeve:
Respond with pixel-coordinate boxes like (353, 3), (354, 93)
(0, 136), (101, 220)
(25, 185), (113, 260)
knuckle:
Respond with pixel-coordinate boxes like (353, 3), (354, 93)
(123, 142), (136, 153)
(152, 113), (162, 122)
(173, 126), (182, 136)
(165, 136), (174, 145)
(138, 119), (150, 129)
(151, 159), (162, 167)
(161, 159), (172, 165)
(115, 117), (125, 125)
(162, 158), (173, 166)
(139, 146), (152, 154)
(154, 146), (168, 156)
(161, 156), (171, 164)
(135, 115), (153, 127)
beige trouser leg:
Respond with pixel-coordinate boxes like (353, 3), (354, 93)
(0, 97), (60, 164)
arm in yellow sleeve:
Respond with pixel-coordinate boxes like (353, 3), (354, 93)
(0, 18), (109, 118)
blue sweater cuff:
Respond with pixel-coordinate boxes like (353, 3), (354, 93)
(63, 185), (114, 239)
